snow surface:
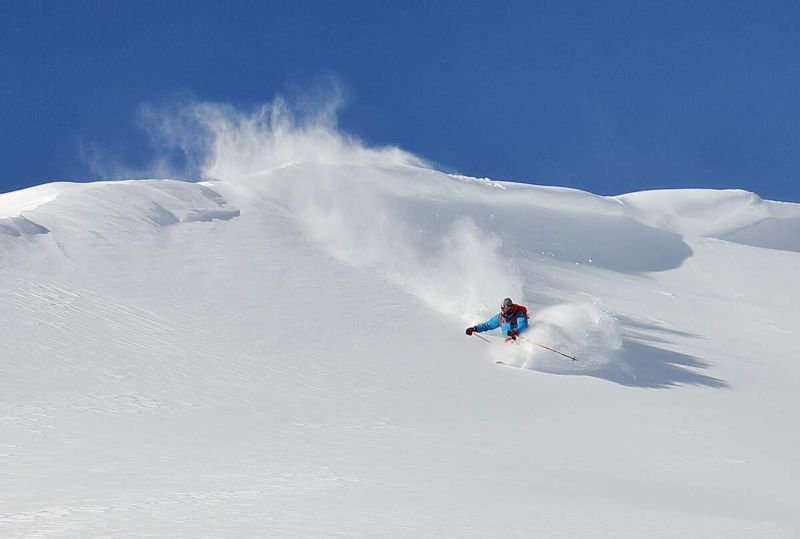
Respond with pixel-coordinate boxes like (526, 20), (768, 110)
(2, 125), (800, 537)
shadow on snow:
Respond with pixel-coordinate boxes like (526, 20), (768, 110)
(591, 338), (730, 389)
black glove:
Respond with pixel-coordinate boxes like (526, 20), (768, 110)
(466, 327), (476, 336)
(507, 329), (518, 340)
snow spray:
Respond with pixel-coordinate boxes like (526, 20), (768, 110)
(492, 303), (622, 374)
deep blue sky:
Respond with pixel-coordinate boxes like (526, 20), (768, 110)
(2, 1), (799, 200)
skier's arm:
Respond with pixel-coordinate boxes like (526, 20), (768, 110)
(474, 315), (500, 333)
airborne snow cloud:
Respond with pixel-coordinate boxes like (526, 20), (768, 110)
(143, 89), (425, 181)
(118, 93), (525, 321)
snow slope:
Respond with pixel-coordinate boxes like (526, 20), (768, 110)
(2, 152), (799, 537)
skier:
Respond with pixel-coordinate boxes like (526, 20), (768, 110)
(466, 298), (530, 340)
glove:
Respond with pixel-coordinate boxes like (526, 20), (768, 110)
(507, 329), (518, 340)
(466, 327), (476, 336)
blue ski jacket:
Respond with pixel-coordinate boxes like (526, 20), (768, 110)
(474, 305), (529, 337)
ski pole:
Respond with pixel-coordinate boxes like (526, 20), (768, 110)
(473, 334), (491, 344)
(517, 336), (578, 361)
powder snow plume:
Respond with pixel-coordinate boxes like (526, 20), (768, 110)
(124, 92), (520, 320)
(493, 303), (623, 373)
(139, 87), (425, 180)
(264, 165), (523, 320)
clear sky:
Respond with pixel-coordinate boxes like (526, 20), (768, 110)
(2, 1), (799, 201)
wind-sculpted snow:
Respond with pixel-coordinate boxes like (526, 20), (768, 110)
(0, 182), (60, 218)
(0, 215), (50, 237)
(720, 215), (800, 252)
(618, 188), (800, 252)
(0, 180), (239, 259)
(0, 183), (57, 245)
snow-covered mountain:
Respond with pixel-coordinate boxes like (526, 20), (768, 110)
(2, 143), (799, 537)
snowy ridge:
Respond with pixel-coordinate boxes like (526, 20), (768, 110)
(618, 188), (800, 251)
(2, 127), (799, 536)
(0, 179), (240, 258)
(5, 169), (798, 255)
(0, 182), (61, 218)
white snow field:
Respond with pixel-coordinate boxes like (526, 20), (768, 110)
(2, 120), (799, 537)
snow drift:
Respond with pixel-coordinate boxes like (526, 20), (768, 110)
(618, 188), (800, 252)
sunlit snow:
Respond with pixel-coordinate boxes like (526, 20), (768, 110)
(2, 102), (799, 537)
